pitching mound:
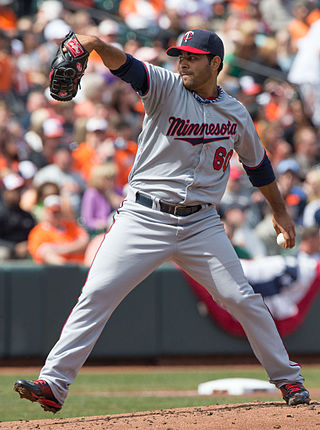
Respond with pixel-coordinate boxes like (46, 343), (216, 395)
(2, 401), (320, 429)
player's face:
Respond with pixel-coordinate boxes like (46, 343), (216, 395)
(178, 52), (218, 96)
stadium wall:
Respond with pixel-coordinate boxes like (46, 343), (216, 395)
(0, 263), (319, 359)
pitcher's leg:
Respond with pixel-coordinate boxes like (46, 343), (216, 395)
(176, 221), (303, 387)
(39, 208), (173, 404)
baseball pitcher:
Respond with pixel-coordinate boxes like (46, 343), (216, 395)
(14, 29), (310, 411)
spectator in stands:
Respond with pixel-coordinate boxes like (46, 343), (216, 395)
(16, 30), (47, 92)
(112, 120), (137, 187)
(288, 19), (320, 127)
(302, 168), (320, 227)
(51, 101), (76, 140)
(72, 117), (114, 181)
(80, 162), (121, 233)
(0, 133), (21, 177)
(293, 126), (319, 177)
(222, 165), (265, 227)
(259, 122), (293, 169)
(71, 10), (93, 35)
(164, 0), (214, 30)
(276, 158), (307, 225)
(0, 30), (15, 96)
(43, 18), (72, 63)
(0, 173), (36, 260)
(28, 195), (89, 265)
(275, 28), (296, 73)
(0, 2), (17, 35)
(98, 19), (121, 47)
(31, 181), (61, 222)
(20, 90), (48, 131)
(223, 218), (252, 259)
(236, 75), (262, 110)
(18, 159), (38, 212)
(288, 0), (315, 49)
(220, 166), (251, 212)
(298, 225), (320, 259)
(257, 38), (284, 83)
(222, 202), (267, 257)
(255, 205), (281, 256)
(123, 38), (141, 57)
(36, 117), (65, 167)
(259, 0), (291, 33)
(263, 80), (292, 124)
(73, 73), (106, 119)
(223, 20), (259, 80)
(282, 98), (313, 148)
(0, 100), (11, 140)
(33, 144), (86, 217)
(110, 82), (140, 130)
(118, 0), (166, 30)
(33, 0), (64, 34)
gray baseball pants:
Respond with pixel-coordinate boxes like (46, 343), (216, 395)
(40, 187), (304, 404)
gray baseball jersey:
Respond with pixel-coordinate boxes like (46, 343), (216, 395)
(130, 63), (264, 205)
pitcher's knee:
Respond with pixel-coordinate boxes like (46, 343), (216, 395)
(79, 277), (131, 310)
(218, 286), (263, 311)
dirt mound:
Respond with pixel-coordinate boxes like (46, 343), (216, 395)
(2, 402), (320, 430)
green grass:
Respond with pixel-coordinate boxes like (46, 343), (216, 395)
(1, 366), (320, 422)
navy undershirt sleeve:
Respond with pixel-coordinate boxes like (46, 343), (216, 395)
(110, 54), (149, 96)
(243, 152), (275, 187)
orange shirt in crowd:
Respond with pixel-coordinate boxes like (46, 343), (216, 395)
(0, 156), (19, 174)
(289, 9), (320, 42)
(28, 219), (87, 264)
(0, 7), (17, 32)
(264, 101), (282, 122)
(228, 0), (250, 12)
(0, 52), (14, 92)
(289, 19), (309, 42)
(72, 140), (137, 186)
(307, 9), (320, 25)
(72, 142), (98, 181)
(119, 0), (165, 20)
(114, 140), (137, 187)
(88, 50), (103, 65)
(74, 99), (98, 118)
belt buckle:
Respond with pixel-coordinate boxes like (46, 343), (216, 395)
(173, 205), (184, 216)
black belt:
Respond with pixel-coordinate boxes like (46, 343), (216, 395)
(136, 191), (203, 217)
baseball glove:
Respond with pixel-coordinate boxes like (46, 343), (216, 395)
(49, 31), (89, 101)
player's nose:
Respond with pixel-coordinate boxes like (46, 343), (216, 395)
(179, 61), (190, 72)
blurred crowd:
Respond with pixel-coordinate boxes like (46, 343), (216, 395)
(1, 0), (320, 266)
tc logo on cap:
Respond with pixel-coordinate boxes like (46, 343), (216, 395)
(183, 31), (194, 42)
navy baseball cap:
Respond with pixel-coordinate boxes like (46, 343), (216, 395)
(166, 29), (224, 60)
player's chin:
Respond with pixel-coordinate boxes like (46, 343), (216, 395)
(181, 77), (194, 91)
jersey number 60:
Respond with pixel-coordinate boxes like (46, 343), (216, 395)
(213, 147), (233, 171)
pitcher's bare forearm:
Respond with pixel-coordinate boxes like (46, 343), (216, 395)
(259, 181), (287, 215)
(259, 180), (296, 248)
(75, 34), (127, 70)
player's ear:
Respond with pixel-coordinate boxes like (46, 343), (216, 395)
(210, 56), (221, 73)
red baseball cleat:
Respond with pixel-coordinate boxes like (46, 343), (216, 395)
(280, 382), (310, 406)
(13, 379), (62, 413)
